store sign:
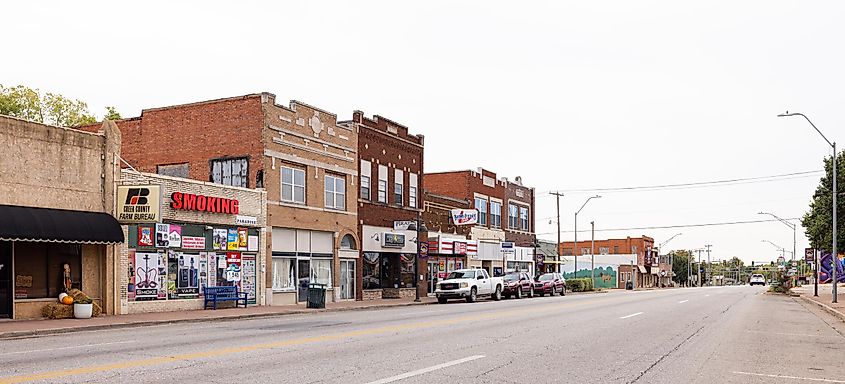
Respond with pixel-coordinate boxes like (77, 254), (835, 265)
(116, 185), (161, 223)
(382, 232), (406, 248)
(182, 236), (206, 250)
(236, 215), (257, 226)
(393, 220), (414, 231)
(805, 248), (815, 263)
(170, 192), (239, 214)
(450, 209), (478, 226)
(454, 241), (468, 255)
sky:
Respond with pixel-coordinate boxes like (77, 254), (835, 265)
(2, 1), (842, 264)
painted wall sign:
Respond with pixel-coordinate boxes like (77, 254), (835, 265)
(170, 192), (239, 214)
(450, 209), (479, 226)
(116, 185), (161, 223)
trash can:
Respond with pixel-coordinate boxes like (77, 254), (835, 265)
(625, 281), (633, 290)
(307, 283), (327, 309)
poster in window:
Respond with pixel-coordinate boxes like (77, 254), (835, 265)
(241, 254), (256, 304)
(226, 252), (241, 283)
(247, 235), (258, 252)
(199, 252), (208, 292)
(237, 227), (248, 249)
(155, 224), (169, 247)
(456, 260), (464, 269)
(167, 250), (178, 299)
(227, 229), (239, 251)
(138, 227), (153, 247)
(128, 249), (136, 300)
(447, 260), (455, 273)
(174, 253), (199, 297)
(168, 225), (182, 248)
(207, 252), (218, 287)
(134, 251), (166, 300)
(213, 229), (228, 251)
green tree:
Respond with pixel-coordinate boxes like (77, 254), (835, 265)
(671, 250), (692, 286)
(0, 84), (112, 127)
(801, 153), (844, 253)
(104, 106), (121, 120)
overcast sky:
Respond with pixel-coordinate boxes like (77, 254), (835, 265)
(3, 1), (842, 264)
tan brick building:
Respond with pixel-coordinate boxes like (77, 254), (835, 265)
(82, 93), (359, 304)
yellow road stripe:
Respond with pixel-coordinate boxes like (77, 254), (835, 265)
(0, 296), (614, 383)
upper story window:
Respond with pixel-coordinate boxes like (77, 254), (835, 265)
(613, 246), (619, 254)
(409, 173), (418, 208)
(378, 165), (388, 203)
(599, 247), (609, 255)
(157, 163), (189, 179)
(562, 248), (573, 256)
(281, 166), (305, 204)
(508, 204), (518, 229)
(394, 169), (404, 206)
(490, 201), (502, 229)
(211, 157), (248, 188)
(475, 197), (488, 226)
(325, 174), (346, 210)
(519, 206), (529, 231)
(360, 160), (371, 200)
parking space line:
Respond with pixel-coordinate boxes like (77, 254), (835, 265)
(678, 300), (689, 304)
(732, 371), (845, 383)
(365, 355), (485, 384)
(620, 312), (643, 319)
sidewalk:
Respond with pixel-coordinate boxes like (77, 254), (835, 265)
(793, 284), (845, 323)
(0, 297), (437, 339)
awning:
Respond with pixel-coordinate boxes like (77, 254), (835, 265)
(637, 265), (648, 274)
(0, 205), (124, 244)
(542, 260), (565, 264)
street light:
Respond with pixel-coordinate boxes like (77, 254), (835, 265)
(408, 211), (428, 303)
(758, 212), (796, 263)
(574, 195), (601, 281)
(761, 239), (786, 258)
(778, 112), (838, 303)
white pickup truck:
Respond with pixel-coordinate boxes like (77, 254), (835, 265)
(435, 268), (503, 303)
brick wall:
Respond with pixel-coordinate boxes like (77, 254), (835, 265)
(559, 236), (655, 266)
(504, 178), (536, 247)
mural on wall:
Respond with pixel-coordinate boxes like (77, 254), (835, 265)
(559, 255), (635, 288)
(819, 252), (845, 284)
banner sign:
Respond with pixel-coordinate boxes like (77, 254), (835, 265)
(805, 248), (815, 263)
(450, 209), (479, 226)
(382, 232), (406, 248)
(116, 185), (161, 223)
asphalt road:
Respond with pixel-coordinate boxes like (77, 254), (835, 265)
(1, 286), (844, 384)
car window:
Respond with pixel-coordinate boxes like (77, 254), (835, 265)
(446, 270), (475, 279)
(504, 273), (520, 281)
(539, 274), (554, 281)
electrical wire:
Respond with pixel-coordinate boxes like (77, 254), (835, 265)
(535, 217), (800, 237)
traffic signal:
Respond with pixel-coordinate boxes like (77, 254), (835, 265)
(770, 261), (774, 266)
(752, 261), (755, 267)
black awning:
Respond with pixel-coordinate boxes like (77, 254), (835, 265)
(0, 205), (124, 244)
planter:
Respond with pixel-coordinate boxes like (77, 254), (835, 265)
(73, 303), (93, 319)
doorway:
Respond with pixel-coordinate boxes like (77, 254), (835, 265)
(427, 262), (438, 294)
(297, 259), (310, 302)
(0, 241), (12, 319)
(339, 260), (355, 300)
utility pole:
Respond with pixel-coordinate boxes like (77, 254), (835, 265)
(591, 221), (595, 287)
(696, 249), (703, 287)
(705, 244), (713, 286)
(687, 250), (691, 287)
(550, 192), (564, 274)
(574, 195), (601, 280)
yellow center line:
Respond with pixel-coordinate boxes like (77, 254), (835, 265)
(0, 295), (623, 383)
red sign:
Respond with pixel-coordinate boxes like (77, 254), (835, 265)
(170, 192), (239, 214)
(454, 242), (468, 255)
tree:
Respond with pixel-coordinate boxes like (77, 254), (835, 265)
(0, 84), (117, 127)
(671, 250), (692, 286)
(801, 152), (844, 253)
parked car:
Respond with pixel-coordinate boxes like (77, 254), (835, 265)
(749, 274), (765, 286)
(502, 272), (534, 299)
(534, 273), (566, 296)
(435, 268), (504, 303)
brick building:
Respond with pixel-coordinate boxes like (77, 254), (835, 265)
(422, 191), (475, 293)
(338, 111), (424, 301)
(424, 168), (536, 277)
(81, 93), (359, 304)
(558, 236), (667, 288)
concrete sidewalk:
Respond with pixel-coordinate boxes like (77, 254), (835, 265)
(793, 283), (845, 323)
(0, 297), (437, 339)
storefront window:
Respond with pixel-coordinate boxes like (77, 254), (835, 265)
(310, 258), (332, 286)
(272, 257), (296, 290)
(363, 252), (380, 289)
(400, 254), (416, 288)
(13, 243), (81, 299)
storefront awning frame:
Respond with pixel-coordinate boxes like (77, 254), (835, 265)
(0, 204), (124, 244)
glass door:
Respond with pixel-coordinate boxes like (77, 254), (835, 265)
(339, 260), (355, 300)
(0, 242), (12, 318)
(428, 260), (439, 294)
(297, 259), (310, 302)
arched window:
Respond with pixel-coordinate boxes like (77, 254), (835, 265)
(340, 234), (357, 250)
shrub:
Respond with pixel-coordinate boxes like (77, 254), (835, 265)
(568, 278), (594, 292)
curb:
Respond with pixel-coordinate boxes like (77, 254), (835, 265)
(0, 300), (436, 340)
(798, 295), (845, 323)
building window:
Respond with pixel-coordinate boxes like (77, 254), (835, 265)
(340, 234), (357, 250)
(324, 174), (346, 210)
(272, 257), (296, 291)
(508, 204), (518, 229)
(581, 248), (590, 255)
(211, 157), (248, 188)
(490, 201), (502, 229)
(310, 258), (333, 286)
(378, 165), (388, 203)
(475, 197), (488, 226)
(562, 248), (573, 256)
(613, 246), (619, 254)
(394, 183), (403, 206)
(363, 252), (380, 289)
(12, 243), (81, 299)
(519, 206), (529, 231)
(409, 186), (417, 208)
(157, 163), (189, 178)
(394, 169), (404, 206)
(599, 247), (609, 255)
(360, 159), (371, 200)
(281, 166), (305, 204)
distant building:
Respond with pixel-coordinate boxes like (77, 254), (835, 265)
(559, 236), (667, 288)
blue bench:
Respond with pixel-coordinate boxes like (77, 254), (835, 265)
(203, 286), (248, 310)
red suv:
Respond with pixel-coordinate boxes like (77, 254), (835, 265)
(534, 273), (566, 296)
(502, 272), (534, 299)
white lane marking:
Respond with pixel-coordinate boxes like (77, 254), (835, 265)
(732, 371), (845, 383)
(619, 312), (643, 319)
(0, 340), (136, 356)
(746, 330), (826, 338)
(365, 355), (486, 384)
(705, 294), (710, 297)
(678, 300), (689, 304)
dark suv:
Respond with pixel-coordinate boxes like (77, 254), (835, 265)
(502, 272), (534, 299)
(534, 273), (566, 296)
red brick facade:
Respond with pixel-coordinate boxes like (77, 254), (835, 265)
(559, 236), (670, 288)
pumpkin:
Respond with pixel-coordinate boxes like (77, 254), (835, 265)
(61, 296), (74, 305)
(58, 293), (68, 302)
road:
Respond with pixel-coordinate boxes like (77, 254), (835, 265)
(1, 286), (844, 384)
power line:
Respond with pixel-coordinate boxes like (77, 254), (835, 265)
(535, 217), (800, 237)
(539, 170), (822, 195)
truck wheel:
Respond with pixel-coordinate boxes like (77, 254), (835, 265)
(438, 297), (448, 304)
(466, 287), (477, 303)
(516, 287), (523, 299)
(561, 286), (566, 296)
(529, 289), (535, 298)
(492, 285), (502, 301)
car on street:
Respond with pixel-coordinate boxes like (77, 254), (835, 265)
(502, 272), (534, 299)
(435, 268), (504, 303)
(749, 274), (765, 286)
(533, 273), (566, 296)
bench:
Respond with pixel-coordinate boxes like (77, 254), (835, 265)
(203, 286), (248, 310)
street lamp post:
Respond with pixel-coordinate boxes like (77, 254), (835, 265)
(779, 112), (837, 303)
(574, 195), (601, 281)
(759, 211), (797, 285)
(410, 210), (428, 303)
(591, 221), (595, 287)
